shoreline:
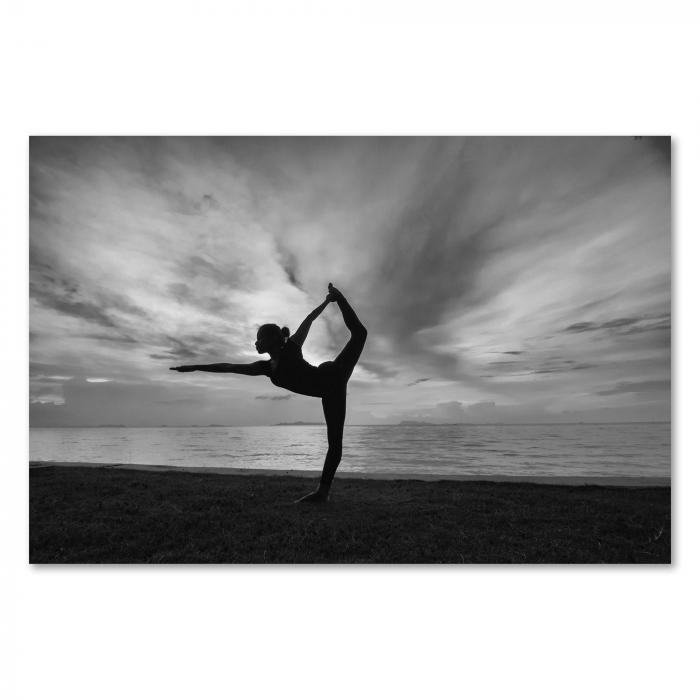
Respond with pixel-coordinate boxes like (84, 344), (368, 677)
(28, 460), (670, 488)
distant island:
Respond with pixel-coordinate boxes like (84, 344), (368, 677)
(30, 420), (672, 429)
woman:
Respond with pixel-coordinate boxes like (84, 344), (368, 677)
(170, 283), (367, 503)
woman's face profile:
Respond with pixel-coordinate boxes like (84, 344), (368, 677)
(255, 328), (274, 354)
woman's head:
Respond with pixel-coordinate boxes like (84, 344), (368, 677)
(255, 324), (290, 354)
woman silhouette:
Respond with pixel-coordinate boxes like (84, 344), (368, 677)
(170, 283), (367, 503)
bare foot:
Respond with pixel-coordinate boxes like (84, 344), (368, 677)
(295, 489), (329, 504)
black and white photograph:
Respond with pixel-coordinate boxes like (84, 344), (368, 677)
(29, 135), (671, 563)
(6, 3), (700, 700)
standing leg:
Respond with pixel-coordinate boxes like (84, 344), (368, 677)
(319, 391), (346, 492)
(295, 390), (346, 504)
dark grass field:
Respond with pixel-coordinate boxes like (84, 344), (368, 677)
(29, 466), (671, 564)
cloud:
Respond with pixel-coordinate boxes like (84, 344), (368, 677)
(357, 359), (399, 379)
(151, 333), (235, 363)
(530, 362), (596, 375)
(275, 242), (305, 292)
(596, 379), (670, 396)
(160, 336), (200, 360)
(480, 356), (598, 378)
(82, 333), (139, 344)
(30, 393), (65, 405)
(164, 192), (220, 217)
(391, 394), (670, 424)
(255, 394), (293, 400)
(179, 254), (252, 290)
(407, 377), (431, 386)
(28, 377), (315, 427)
(407, 399), (558, 424)
(31, 284), (121, 330)
(565, 322), (597, 333)
(167, 281), (229, 314)
(29, 136), (671, 426)
(563, 315), (669, 335)
(29, 373), (69, 404)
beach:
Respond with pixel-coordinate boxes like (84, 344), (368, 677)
(29, 463), (671, 564)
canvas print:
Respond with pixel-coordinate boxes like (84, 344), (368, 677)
(29, 136), (671, 563)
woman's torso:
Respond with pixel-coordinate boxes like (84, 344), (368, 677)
(269, 341), (341, 398)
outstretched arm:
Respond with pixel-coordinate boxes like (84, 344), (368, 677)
(289, 298), (330, 347)
(170, 361), (269, 376)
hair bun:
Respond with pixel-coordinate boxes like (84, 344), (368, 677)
(281, 326), (290, 338)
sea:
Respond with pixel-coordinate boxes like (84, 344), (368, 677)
(29, 423), (670, 479)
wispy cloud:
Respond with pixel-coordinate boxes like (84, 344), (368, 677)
(29, 136), (671, 425)
(407, 378), (431, 386)
(596, 379), (670, 396)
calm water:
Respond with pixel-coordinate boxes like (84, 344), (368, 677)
(29, 423), (670, 478)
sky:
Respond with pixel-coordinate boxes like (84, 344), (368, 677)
(29, 136), (671, 427)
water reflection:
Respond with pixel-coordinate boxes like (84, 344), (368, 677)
(29, 424), (670, 478)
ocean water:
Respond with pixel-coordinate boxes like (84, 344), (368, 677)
(29, 423), (670, 478)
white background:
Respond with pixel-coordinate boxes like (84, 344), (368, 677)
(1, 2), (698, 699)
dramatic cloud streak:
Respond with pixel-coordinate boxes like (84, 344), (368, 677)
(29, 137), (671, 425)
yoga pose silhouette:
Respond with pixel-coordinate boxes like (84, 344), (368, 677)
(170, 283), (367, 503)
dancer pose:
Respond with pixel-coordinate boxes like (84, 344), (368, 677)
(170, 283), (367, 503)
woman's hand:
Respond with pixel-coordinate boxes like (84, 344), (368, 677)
(326, 282), (343, 302)
(170, 366), (196, 372)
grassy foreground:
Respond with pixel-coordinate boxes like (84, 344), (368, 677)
(29, 467), (671, 564)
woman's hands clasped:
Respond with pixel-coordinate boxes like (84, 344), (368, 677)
(325, 282), (343, 304)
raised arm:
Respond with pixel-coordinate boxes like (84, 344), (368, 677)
(289, 298), (330, 347)
(170, 361), (269, 376)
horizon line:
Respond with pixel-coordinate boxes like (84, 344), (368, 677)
(29, 421), (672, 428)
